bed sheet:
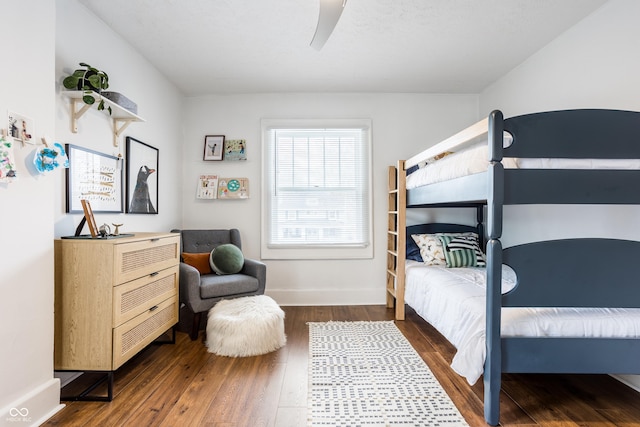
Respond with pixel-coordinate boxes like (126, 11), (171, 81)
(405, 143), (640, 189)
(404, 260), (640, 385)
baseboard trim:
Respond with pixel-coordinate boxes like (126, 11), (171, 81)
(1, 378), (64, 426)
(265, 288), (385, 306)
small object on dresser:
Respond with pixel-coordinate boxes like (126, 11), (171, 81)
(112, 223), (123, 236)
(99, 223), (111, 237)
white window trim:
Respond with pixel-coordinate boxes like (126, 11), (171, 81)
(261, 118), (373, 260)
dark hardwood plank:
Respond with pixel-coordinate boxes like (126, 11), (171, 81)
(45, 305), (640, 427)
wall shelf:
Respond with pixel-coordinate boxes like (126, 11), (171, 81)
(63, 91), (145, 147)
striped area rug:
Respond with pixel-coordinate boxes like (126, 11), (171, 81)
(308, 321), (469, 427)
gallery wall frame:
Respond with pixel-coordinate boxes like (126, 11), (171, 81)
(218, 177), (249, 199)
(224, 139), (247, 160)
(203, 135), (225, 161)
(126, 136), (159, 214)
(65, 144), (123, 213)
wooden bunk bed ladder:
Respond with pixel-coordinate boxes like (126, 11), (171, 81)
(386, 161), (406, 320)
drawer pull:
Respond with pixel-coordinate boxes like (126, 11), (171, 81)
(149, 305), (159, 312)
(150, 272), (159, 277)
(150, 238), (160, 242)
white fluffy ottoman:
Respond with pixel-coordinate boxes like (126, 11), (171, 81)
(206, 295), (286, 357)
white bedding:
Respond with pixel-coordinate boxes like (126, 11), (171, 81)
(404, 260), (640, 385)
(406, 143), (640, 189)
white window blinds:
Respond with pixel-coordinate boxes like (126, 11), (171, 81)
(262, 119), (372, 259)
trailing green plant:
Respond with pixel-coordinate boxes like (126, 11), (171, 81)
(62, 62), (112, 115)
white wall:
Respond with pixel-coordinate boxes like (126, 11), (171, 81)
(0, 1), (183, 424)
(182, 93), (479, 305)
(0, 2), (64, 425)
(480, 0), (640, 390)
(54, 0), (184, 238)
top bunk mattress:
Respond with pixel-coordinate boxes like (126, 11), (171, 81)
(406, 142), (640, 190)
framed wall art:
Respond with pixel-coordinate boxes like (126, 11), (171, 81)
(65, 144), (123, 213)
(196, 174), (218, 199)
(223, 139), (247, 160)
(126, 136), (159, 214)
(217, 177), (249, 199)
(203, 135), (224, 161)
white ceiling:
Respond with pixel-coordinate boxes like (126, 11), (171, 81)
(78, 0), (607, 96)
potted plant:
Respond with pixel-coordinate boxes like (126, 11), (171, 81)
(62, 62), (112, 115)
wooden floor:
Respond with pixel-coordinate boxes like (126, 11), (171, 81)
(45, 305), (640, 427)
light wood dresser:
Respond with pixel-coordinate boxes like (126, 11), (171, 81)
(54, 232), (180, 382)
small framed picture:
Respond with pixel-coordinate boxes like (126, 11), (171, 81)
(203, 135), (225, 161)
(223, 139), (247, 160)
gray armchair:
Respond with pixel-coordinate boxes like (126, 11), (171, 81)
(172, 229), (266, 340)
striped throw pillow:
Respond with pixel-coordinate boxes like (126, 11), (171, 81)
(437, 233), (486, 268)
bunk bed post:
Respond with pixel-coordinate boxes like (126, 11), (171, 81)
(476, 205), (485, 247)
(485, 239), (502, 426)
(484, 110), (505, 426)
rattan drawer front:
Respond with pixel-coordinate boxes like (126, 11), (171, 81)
(114, 235), (179, 284)
(113, 295), (178, 370)
(113, 265), (178, 327)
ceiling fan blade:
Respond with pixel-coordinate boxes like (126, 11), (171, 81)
(310, 0), (347, 50)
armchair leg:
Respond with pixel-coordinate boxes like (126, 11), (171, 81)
(190, 312), (202, 341)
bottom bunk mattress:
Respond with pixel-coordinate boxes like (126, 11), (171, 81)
(404, 260), (640, 385)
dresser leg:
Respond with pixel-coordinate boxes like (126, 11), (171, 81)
(59, 371), (114, 402)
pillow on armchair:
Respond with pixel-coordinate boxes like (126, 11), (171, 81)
(209, 243), (244, 275)
(182, 252), (212, 275)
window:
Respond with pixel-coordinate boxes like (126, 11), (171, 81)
(261, 119), (373, 259)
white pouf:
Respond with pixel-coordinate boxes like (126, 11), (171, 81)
(206, 295), (286, 357)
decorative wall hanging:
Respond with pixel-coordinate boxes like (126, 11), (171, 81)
(223, 139), (247, 160)
(203, 135), (224, 161)
(34, 141), (69, 174)
(126, 136), (159, 214)
(197, 174), (218, 199)
(217, 177), (249, 199)
(7, 111), (35, 145)
(0, 135), (17, 182)
(65, 144), (123, 213)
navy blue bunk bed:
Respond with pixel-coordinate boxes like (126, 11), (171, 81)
(396, 109), (640, 425)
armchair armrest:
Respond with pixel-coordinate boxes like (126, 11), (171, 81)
(242, 258), (267, 294)
(179, 262), (202, 310)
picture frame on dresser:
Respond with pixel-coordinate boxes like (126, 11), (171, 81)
(126, 136), (159, 214)
(65, 144), (123, 213)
